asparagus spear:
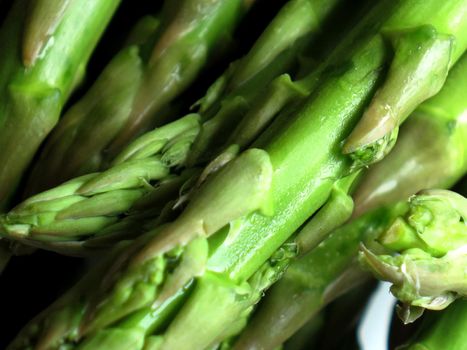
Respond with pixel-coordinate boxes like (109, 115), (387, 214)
(310, 282), (376, 350)
(0, 114), (201, 254)
(232, 52), (467, 349)
(1, 0), (347, 254)
(283, 282), (374, 350)
(22, 0), (73, 67)
(9, 0), (467, 348)
(282, 313), (324, 350)
(186, 0), (346, 164)
(0, 0), (121, 210)
(360, 189), (467, 323)
(231, 204), (396, 350)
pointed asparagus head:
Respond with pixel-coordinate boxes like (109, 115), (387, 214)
(0, 115), (201, 248)
(359, 189), (467, 323)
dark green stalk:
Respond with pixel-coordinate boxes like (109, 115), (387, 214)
(398, 301), (467, 350)
(0, 0), (120, 210)
(124, 15), (161, 47)
(282, 313), (324, 350)
(311, 282), (376, 350)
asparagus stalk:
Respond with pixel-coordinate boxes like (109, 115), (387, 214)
(232, 52), (467, 349)
(398, 300), (467, 350)
(25, 0), (251, 194)
(7, 11), (383, 348)
(186, 0), (345, 164)
(1, 0), (347, 254)
(123, 15), (161, 48)
(0, 0), (121, 210)
(310, 282), (376, 350)
(9, 1), (467, 348)
(282, 313), (324, 350)
(22, 0), (73, 67)
(174, 3), (467, 347)
(283, 282), (374, 350)
(103, 0), (253, 154)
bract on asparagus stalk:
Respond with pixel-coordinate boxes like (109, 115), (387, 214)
(342, 1), (467, 166)
(353, 53), (467, 216)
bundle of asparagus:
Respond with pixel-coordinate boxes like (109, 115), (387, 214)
(233, 51), (467, 349)
(24, 0), (256, 194)
(1, 0), (467, 349)
(0, 0), (351, 254)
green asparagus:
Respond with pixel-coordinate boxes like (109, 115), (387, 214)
(0, 115), (201, 255)
(25, 0), (345, 195)
(1, 0), (347, 254)
(0, 0), (121, 210)
(8, 0), (467, 348)
(397, 300), (467, 350)
(360, 189), (467, 322)
(353, 52), (467, 216)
